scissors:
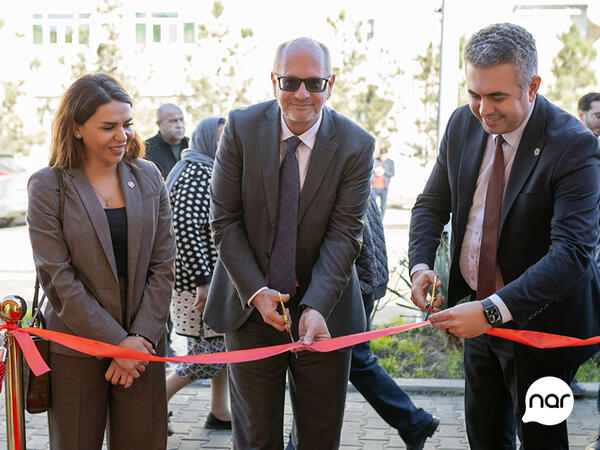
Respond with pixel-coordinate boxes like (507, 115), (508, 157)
(278, 292), (298, 358)
(425, 275), (438, 321)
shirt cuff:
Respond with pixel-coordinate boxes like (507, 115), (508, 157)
(409, 263), (430, 279)
(247, 286), (268, 307)
(488, 294), (513, 323)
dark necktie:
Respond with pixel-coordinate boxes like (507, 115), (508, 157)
(476, 135), (505, 300)
(267, 136), (302, 297)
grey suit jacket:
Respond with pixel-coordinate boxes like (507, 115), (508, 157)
(27, 160), (176, 357)
(204, 100), (375, 338)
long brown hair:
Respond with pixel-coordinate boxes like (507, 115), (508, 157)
(49, 73), (145, 169)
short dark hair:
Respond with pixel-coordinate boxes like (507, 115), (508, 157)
(578, 93), (600, 113)
(273, 37), (331, 75)
(50, 73), (144, 170)
(157, 103), (182, 123)
(464, 23), (537, 91)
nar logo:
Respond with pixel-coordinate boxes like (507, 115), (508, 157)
(522, 377), (574, 426)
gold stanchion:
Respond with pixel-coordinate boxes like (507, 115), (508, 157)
(1, 295), (27, 450)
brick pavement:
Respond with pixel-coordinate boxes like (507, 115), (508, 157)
(1, 379), (599, 449)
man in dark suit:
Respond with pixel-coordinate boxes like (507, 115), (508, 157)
(409, 23), (600, 449)
(203, 37), (374, 448)
(145, 103), (188, 179)
(576, 92), (600, 450)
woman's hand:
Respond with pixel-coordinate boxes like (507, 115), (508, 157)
(113, 335), (155, 378)
(105, 360), (134, 388)
(193, 284), (210, 312)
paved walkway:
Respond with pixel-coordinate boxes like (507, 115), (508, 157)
(1, 378), (599, 449)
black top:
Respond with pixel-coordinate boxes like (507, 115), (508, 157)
(105, 207), (128, 278)
(145, 133), (189, 179)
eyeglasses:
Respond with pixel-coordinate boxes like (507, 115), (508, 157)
(275, 75), (331, 93)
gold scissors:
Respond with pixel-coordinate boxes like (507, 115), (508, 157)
(425, 275), (438, 320)
(278, 292), (298, 357)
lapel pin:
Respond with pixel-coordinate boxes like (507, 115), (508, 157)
(127, 181), (135, 189)
(533, 148), (540, 156)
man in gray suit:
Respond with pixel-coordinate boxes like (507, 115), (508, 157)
(203, 37), (375, 448)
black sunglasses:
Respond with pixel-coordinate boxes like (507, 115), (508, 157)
(275, 75), (331, 93)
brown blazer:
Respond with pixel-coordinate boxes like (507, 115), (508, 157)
(27, 159), (176, 357)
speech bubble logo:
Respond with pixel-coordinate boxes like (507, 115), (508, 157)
(522, 376), (573, 426)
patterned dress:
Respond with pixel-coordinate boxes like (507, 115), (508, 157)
(169, 160), (225, 380)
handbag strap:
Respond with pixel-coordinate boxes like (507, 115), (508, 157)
(32, 168), (64, 327)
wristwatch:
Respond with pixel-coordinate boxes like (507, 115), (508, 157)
(481, 298), (503, 326)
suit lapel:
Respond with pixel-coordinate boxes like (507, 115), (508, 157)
(298, 107), (338, 223)
(258, 101), (282, 225)
(69, 167), (118, 285)
(119, 162), (143, 293)
(455, 119), (488, 242)
(500, 97), (547, 233)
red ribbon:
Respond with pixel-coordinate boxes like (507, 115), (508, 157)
(1, 322), (600, 378)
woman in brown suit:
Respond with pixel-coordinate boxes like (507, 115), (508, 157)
(27, 73), (176, 450)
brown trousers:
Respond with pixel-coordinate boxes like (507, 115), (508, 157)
(226, 308), (352, 450)
(47, 278), (167, 450)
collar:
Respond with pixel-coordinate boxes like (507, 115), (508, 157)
(280, 113), (322, 149)
(493, 101), (535, 150)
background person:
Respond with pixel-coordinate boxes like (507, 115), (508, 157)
(165, 117), (231, 433)
(371, 148), (395, 219)
(409, 23), (600, 449)
(145, 102), (188, 354)
(145, 103), (188, 179)
(27, 73), (176, 450)
(578, 92), (600, 139)
(203, 37), (375, 449)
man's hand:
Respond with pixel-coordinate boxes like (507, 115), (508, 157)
(410, 269), (444, 313)
(193, 284), (210, 312)
(114, 335), (155, 378)
(429, 302), (491, 338)
(253, 288), (289, 331)
(298, 308), (331, 347)
(105, 360), (134, 388)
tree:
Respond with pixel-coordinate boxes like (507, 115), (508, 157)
(408, 42), (440, 162)
(326, 11), (403, 152)
(177, 1), (256, 125)
(0, 20), (44, 154)
(547, 24), (597, 114)
(0, 81), (44, 155)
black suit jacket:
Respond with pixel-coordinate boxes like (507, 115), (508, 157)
(409, 95), (600, 369)
(204, 100), (374, 338)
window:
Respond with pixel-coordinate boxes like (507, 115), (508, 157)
(65, 26), (73, 43)
(33, 25), (43, 44)
(367, 19), (374, 41)
(184, 23), (194, 43)
(50, 26), (57, 43)
(49, 13), (73, 19)
(152, 12), (177, 18)
(137, 11), (184, 44)
(136, 24), (146, 44)
(79, 24), (89, 44)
